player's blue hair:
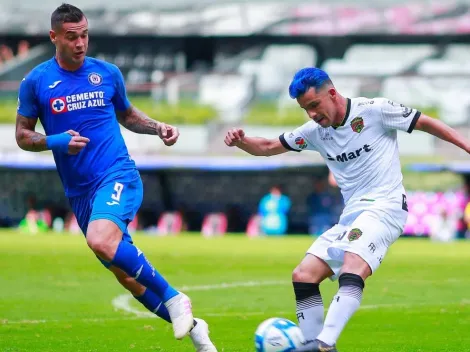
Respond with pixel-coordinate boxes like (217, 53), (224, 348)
(288, 67), (331, 99)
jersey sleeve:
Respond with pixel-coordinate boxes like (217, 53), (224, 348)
(110, 64), (131, 112)
(17, 76), (39, 119)
(379, 99), (421, 133)
(279, 121), (318, 152)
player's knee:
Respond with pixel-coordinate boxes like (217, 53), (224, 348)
(86, 235), (109, 260)
(292, 265), (307, 282)
(86, 220), (121, 261)
(86, 231), (117, 261)
(292, 264), (321, 283)
(292, 255), (332, 283)
(341, 252), (372, 280)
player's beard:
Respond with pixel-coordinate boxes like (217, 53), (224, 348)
(72, 51), (85, 63)
(61, 50), (86, 68)
(55, 48), (84, 69)
(314, 115), (329, 126)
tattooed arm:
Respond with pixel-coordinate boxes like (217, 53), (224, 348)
(15, 114), (48, 152)
(116, 105), (180, 146)
(16, 114), (90, 154)
(116, 105), (159, 135)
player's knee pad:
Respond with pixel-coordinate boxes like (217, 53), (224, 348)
(338, 273), (365, 290)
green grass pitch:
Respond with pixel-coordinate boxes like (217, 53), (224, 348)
(1, 230), (470, 351)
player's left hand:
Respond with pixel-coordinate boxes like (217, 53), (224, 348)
(156, 122), (179, 146)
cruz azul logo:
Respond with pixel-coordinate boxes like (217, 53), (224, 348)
(88, 72), (103, 86)
(50, 91), (106, 114)
(327, 144), (372, 162)
(50, 97), (67, 114)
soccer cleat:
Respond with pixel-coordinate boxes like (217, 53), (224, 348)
(189, 318), (218, 352)
(294, 339), (338, 352)
(164, 292), (194, 339)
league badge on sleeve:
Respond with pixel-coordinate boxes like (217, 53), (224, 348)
(295, 137), (308, 149)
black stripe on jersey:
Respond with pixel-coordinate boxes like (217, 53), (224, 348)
(332, 98), (351, 130)
(407, 111), (421, 134)
(279, 134), (301, 152)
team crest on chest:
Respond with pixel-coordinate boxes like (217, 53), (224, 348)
(88, 72), (103, 86)
(350, 117), (364, 133)
(50, 97), (68, 114)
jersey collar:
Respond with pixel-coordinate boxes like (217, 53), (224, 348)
(332, 98), (351, 130)
(53, 56), (88, 74)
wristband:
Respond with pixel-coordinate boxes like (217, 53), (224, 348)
(46, 133), (72, 154)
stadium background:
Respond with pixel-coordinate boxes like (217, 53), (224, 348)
(2, 1), (470, 352)
(1, 0), (470, 237)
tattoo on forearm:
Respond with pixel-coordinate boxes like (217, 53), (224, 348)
(119, 107), (159, 135)
(31, 134), (44, 148)
(17, 130), (47, 152)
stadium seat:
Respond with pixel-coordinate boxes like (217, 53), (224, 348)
(381, 76), (470, 126)
(198, 73), (253, 122)
(38, 209), (52, 228)
(417, 44), (470, 76)
(157, 212), (184, 235)
(246, 214), (262, 237)
(328, 76), (363, 98)
(201, 212), (228, 237)
(64, 213), (81, 234)
(381, 76), (436, 107)
(253, 44), (317, 96)
(322, 44), (436, 76)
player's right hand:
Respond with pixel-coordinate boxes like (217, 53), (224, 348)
(66, 130), (90, 155)
(224, 128), (245, 147)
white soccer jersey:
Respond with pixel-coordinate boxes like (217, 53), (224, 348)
(280, 97), (421, 208)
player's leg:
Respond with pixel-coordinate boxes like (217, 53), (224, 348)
(313, 252), (369, 349)
(292, 226), (344, 342)
(109, 266), (217, 351)
(315, 209), (403, 348)
(85, 175), (193, 340)
(68, 182), (203, 344)
(109, 265), (171, 322)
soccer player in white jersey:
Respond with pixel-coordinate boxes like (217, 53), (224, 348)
(224, 67), (470, 351)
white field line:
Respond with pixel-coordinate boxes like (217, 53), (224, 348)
(3, 280), (469, 325)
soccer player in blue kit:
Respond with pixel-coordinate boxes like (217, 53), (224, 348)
(15, 4), (217, 351)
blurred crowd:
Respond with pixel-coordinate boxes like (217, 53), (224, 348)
(13, 173), (470, 240)
(0, 40), (30, 67)
(16, 173), (344, 237)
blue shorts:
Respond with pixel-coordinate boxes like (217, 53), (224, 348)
(69, 170), (143, 266)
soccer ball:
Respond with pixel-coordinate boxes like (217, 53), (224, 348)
(255, 317), (305, 352)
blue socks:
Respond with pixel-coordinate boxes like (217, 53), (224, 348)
(134, 289), (171, 323)
(111, 241), (179, 302)
(135, 289), (198, 330)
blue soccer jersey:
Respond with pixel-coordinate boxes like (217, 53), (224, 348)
(17, 57), (137, 197)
